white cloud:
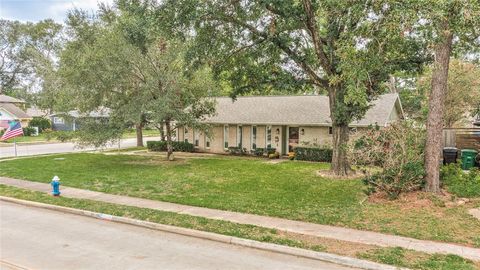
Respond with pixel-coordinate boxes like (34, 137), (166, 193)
(48, 0), (114, 21)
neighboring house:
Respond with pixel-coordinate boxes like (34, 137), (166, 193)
(50, 108), (110, 131)
(0, 94), (32, 128)
(177, 93), (404, 155)
(26, 106), (49, 118)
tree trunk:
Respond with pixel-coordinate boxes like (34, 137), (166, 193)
(165, 120), (174, 161)
(328, 87), (351, 176)
(135, 123), (144, 147)
(331, 124), (350, 175)
(424, 21), (453, 193)
(159, 122), (166, 141)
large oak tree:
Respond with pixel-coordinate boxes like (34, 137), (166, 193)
(161, 0), (427, 175)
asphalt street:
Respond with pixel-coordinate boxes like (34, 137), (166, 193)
(0, 201), (360, 270)
(0, 137), (160, 158)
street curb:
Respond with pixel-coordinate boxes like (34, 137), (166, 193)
(0, 259), (31, 270)
(0, 196), (407, 270)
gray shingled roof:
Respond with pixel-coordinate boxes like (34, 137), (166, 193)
(205, 93), (403, 127)
(0, 103), (32, 119)
(50, 108), (111, 118)
(0, 95), (25, 104)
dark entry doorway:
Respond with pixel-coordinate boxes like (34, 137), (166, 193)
(288, 127), (299, 153)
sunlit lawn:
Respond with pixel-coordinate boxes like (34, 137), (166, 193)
(1, 153), (479, 246)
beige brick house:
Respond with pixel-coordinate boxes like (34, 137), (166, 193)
(177, 93), (404, 155)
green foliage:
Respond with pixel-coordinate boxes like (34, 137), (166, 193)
(44, 130), (77, 142)
(28, 117), (51, 132)
(349, 122), (426, 199)
(60, 6), (218, 149)
(227, 146), (247, 155)
(363, 162), (426, 199)
(441, 164), (480, 198)
(147, 141), (194, 152)
(0, 19), (64, 104)
(22, 127), (36, 136)
(161, 0), (428, 126)
(402, 59), (480, 126)
(294, 147), (332, 162)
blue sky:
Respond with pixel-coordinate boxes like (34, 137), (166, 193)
(0, 0), (113, 23)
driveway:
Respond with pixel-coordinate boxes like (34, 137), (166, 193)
(0, 201), (359, 270)
(0, 137), (159, 158)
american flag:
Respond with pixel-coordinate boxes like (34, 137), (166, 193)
(1, 121), (23, 141)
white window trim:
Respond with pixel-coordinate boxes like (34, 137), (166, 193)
(265, 125), (272, 148)
(223, 125), (229, 149)
(53, 117), (64, 124)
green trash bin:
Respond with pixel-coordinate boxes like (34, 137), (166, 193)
(461, 149), (478, 170)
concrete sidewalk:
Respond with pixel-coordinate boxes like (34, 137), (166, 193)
(1, 176), (479, 262)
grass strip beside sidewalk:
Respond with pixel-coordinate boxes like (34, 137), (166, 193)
(1, 185), (477, 270)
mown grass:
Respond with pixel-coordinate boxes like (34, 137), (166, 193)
(1, 185), (477, 270)
(1, 153), (479, 246)
(358, 247), (478, 270)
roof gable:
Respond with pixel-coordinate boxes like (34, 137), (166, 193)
(0, 95), (25, 104)
(0, 103), (31, 119)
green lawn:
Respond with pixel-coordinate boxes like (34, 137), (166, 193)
(1, 153), (479, 247)
(0, 133), (50, 143)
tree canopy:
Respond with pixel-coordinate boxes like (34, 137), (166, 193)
(159, 0), (429, 174)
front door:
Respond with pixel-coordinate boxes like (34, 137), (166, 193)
(288, 127), (299, 153)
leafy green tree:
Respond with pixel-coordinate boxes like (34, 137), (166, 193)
(161, 0), (427, 175)
(0, 19), (63, 108)
(404, 59), (480, 127)
(59, 5), (217, 157)
(421, 1), (480, 193)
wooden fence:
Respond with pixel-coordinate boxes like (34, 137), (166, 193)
(442, 128), (480, 150)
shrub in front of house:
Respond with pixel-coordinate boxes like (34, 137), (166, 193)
(227, 146), (247, 155)
(22, 126), (36, 136)
(441, 163), (480, 198)
(147, 141), (194, 152)
(348, 121), (426, 199)
(294, 147), (333, 162)
(29, 117), (51, 133)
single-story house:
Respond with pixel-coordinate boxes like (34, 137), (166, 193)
(176, 93), (404, 155)
(50, 108), (110, 131)
(0, 95), (32, 128)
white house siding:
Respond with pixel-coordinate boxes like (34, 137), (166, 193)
(299, 126), (331, 147)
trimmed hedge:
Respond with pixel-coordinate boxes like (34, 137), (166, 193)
(294, 147), (332, 162)
(147, 141), (194, 152)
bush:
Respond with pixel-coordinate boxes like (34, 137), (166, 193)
(29, 117), (51, 133)
(441, 163), (480, 198)
(227, 146), (247, 155)
(268, 152), (280, 159)
(348, 122), (426, 199)
(147, 141), (194, 152)
(22, 126), (36, 136)
(294, 147), (332, 162)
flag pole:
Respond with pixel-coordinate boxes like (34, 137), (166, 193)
(14, 136), (17, 157)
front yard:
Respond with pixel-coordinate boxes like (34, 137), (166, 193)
(1, 152), (479, 247)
